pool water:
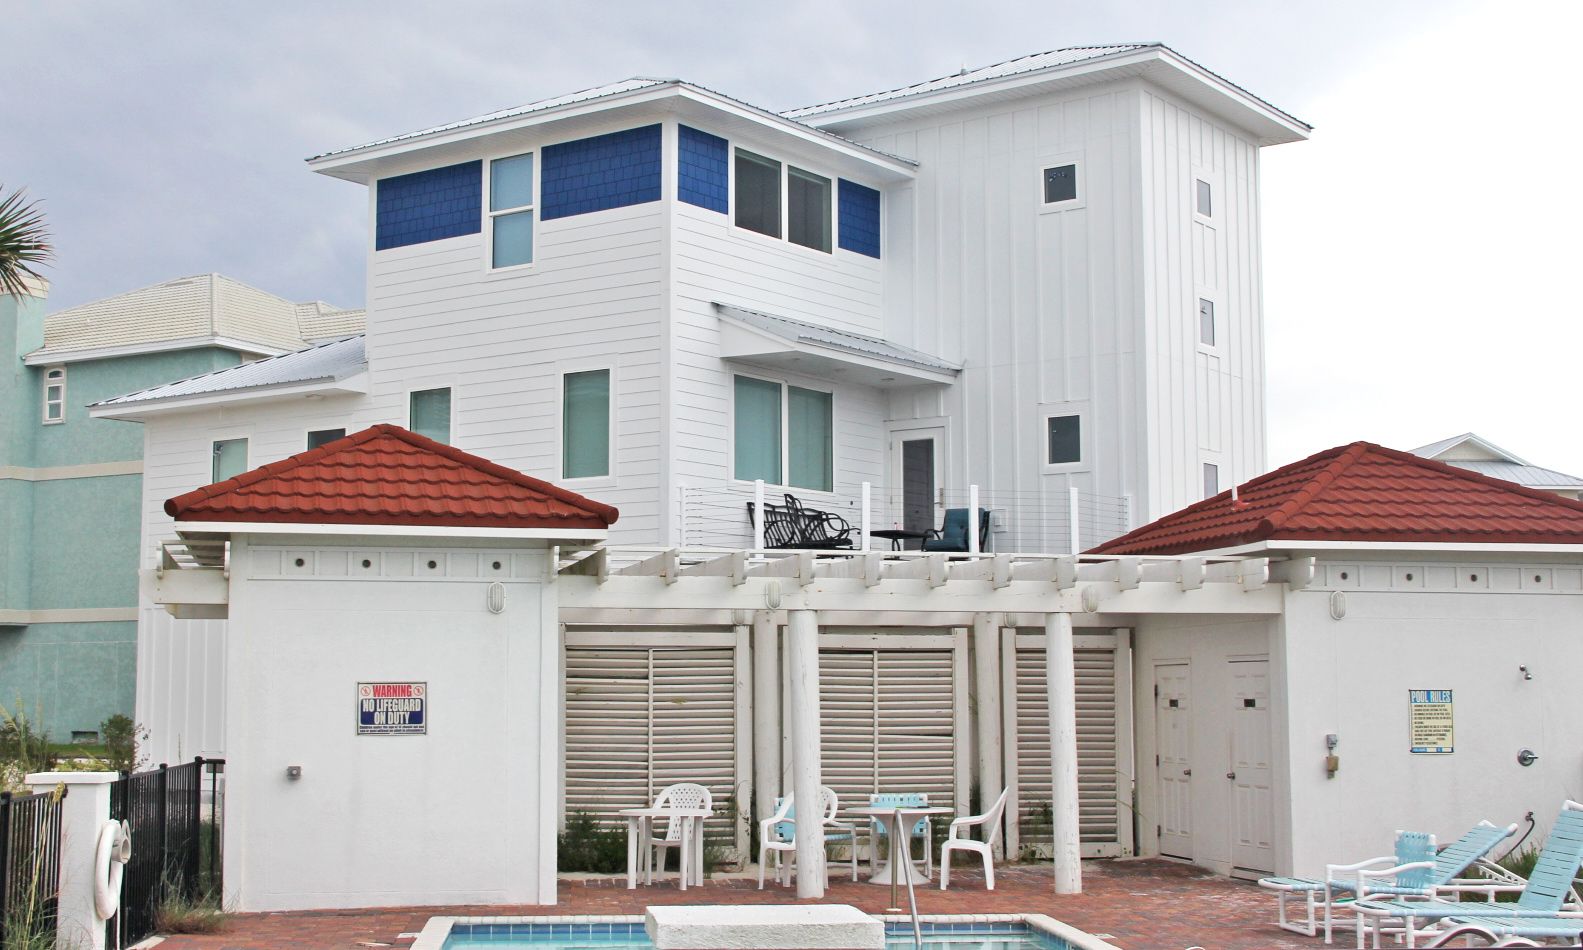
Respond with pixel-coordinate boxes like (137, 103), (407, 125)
(441, 921), (1073, 950)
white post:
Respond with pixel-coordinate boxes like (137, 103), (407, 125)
(860, 481), (872, 552)
(677, 482), (690, 547)
(26, 771), (119, 950)
(1068, 485), (1081, 555)
(733, 622), (753, 859)
(1044, 612), (1083, 894)
(972, 612), (1005, 857)
(786, 608), (825, 898)
(752, 611), (781, 834)
(968, 484), (981, 555)
(753, 479), (766, 551)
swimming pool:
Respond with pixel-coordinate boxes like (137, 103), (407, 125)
(417, 914), (1119, 950)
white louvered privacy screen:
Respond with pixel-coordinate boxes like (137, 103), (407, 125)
(818, 649), (957, 813)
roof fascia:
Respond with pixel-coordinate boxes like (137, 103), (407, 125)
(716, 313), (958, 385)
(177, 521), (608, 542)
(1223, 539), (1583, 556)
(24, 335), (291, 367)
(672, 86), (916, 177)
(89, 371), (370, 420)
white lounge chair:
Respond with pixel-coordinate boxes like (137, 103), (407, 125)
(757, 786), (858, 888)
(646, 782), (712, 884)
(940, 788), (1010, 890)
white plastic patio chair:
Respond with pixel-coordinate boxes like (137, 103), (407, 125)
(757, 786), (857, 889)
(939, 787), (1010, 890)
(645, 782), (712, 883)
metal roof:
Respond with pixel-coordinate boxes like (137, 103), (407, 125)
(1440, 460), (1583, 491)
(713, 303), (959, 373)
(94, 334), (367, 407)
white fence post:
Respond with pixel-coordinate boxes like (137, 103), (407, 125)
(1068, 485), (1081, 555)
(968, 484), (981, 555)
(26, 771), (118, 950)
(860, 482), (872, 552)
(753, 479), (766, 551)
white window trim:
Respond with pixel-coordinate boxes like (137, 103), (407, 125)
(1202, 460), (1222, 499)
(211, 436), (250, 484)
(1038, 150), (1086, 213)
(1196, 294), (1220, 353)
(727, 144), (845, 264)
(407, 385), (456, 445)
(557, 363), (617, 486)
(1192, 169), (1218, 225)
(1040, 402), (1091, 473)
(42, 366), (65, 425)
(305, 426), (348, 451)
(728, 370), (837, 492)
(483, 150), (537, 274)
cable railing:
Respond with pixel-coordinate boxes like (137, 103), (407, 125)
(677, 481), (1131, 555)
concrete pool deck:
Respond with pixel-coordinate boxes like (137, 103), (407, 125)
(152, 860), (1316, 949)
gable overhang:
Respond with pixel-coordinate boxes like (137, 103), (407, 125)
(89, 371), (370, 421)
(1164, 539), (1583, 559)
(798, 46), (1310, 147)
(24, 335), (291, 367)
(717, 315), (958, 388)
(309, 83), (917, 186)
(174, 522), (608, 543)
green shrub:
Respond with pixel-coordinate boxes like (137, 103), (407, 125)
(557, 812), (628, 873)
(0, 698), (54, 791)
(154, 872), (228, 935)
(101, 714), (148, 774)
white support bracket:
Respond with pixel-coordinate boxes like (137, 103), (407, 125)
(927, 553), (948, 589)
(992, 554), (1012, 590)
(1271, 556), (1316, 590)
(1177, 557), (1205, 592)
(1240, 556), (1270, 592)
(863, 551), (884, 588)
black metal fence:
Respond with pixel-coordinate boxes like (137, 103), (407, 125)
(0, 786), (66, 946)
(108, 757), (224, 947)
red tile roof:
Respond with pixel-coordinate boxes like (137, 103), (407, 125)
(1090, 441), (1583, 555)
(164, 424), (618, 531)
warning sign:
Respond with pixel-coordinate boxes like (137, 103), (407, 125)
(357, 682), (427, 736)
(1409, 689), (1453, 754)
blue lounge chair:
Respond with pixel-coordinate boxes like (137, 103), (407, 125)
(1354, 802), (1583, 949)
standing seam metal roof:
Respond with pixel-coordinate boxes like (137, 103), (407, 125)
(94, 335), (367, 407)
(714, 303), (959, 373)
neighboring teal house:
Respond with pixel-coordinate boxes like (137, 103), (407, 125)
(0, 274), (362, 739)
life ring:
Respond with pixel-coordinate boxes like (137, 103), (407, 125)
(94, 820), (132, 920)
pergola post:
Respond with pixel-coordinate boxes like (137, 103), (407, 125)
(786, 608), (826, 898)
(1045, 611), (1082, 893)
(752, 611), (780, 831)
(972, 612), (1004, 856)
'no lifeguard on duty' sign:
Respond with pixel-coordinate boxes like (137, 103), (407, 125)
(358, 682), (427, 736)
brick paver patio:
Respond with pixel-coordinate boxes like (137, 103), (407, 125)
(153, 860), (1317, 949)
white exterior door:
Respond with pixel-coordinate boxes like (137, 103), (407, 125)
(888, 428), (943, 540)
(1229, 658), (1274, 873)
(1155, 662), (1193, 859)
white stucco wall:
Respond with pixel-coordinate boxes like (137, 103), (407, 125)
(221, 536), (559, 911)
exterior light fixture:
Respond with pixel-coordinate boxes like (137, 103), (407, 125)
(487, 581), (506, 614)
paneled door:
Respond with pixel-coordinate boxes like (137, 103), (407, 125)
(1229, 658), (1274, 874)
(1154, 663), (1193, 859)
(888, 429), (942, 540)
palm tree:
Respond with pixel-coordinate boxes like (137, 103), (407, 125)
(0, 185), (52, 298)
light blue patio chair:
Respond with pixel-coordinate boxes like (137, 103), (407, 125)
(1355, 802), (1583, 949)
(756, 788), (858, 889)
(868, 792), (934, 878)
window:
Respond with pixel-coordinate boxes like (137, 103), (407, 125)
(212, 438), (248, 483)
(42, 367), (65, 424)
(1046, 415), (1082, 465)
(410, 388), (452, 444)
(1203, 462), (1220, 498)
(734, 150), (781, 239)
(733, 375), (833, 490)
(1196, 179), (1212, 217)
(307, 428), (346, 450)
(562, 369), (611, 479)
(1043, 164), (1078, 204)
(489, 153), (535, 268)
(1199, 298), (1216, 347)
(787, 167), (832, 252)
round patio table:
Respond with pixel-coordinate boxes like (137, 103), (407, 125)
(616, 806), (711, 891)
(846, 804), (954, 911)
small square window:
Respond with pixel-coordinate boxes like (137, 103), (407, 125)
(1199, 299), (1216, 347)
(307, 428), (346, 450)
(1043, 164), (1078, 204)
(1046, 415), (1082, 465)
(1203, 462), (1220, 498)
(1196, 179), (1212, 217)
(213, 438), (248, 483)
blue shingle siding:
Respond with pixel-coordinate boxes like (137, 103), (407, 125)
(540, 124), (662, 220)
(838, 179), (882, 258)
(677, 125), (729, 214)
(374, 161), (482, 251)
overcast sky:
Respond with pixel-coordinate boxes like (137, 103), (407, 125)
(6, 1), (1580, 475)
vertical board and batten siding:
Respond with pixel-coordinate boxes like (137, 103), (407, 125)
(562, 644), (740, 851)
(1005, 631), (1133, 859)
(817, 648), (957, 812)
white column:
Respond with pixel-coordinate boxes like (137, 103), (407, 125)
(968, 484), (981, 555)
(26, 771), (119, 950)
(733, 622), (754, 858)
(860, 482), (872, 552)
(1044, 612), (1082, 893)
(752, 611), (781, 831)
(972, 612), (1004, 857)
(786, 608), (825, 898)
(1068, 486), (1081, 555)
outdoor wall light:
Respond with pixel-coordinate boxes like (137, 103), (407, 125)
(286, 765), (303, 780)
(1329, 590), (1347, 620)
(1517, 749), (1539, 767)
(487, 581), (506, 614)
(1520, 665), (1533, 681)
(1325, 734), (1340, 779)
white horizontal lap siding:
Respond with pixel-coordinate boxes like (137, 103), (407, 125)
(817, 649), (956, 814)
(1015, 644), (1125, 857)
(563, 646), (738, 850)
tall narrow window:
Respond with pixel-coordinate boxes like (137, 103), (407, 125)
(1196, 179), (1213, 217)
(1199, 298), (1216, 347)
(787, 167), (832, 253)
(733, 375), (782, 483)
(1203, 462), (1220, 498)
(734, 150), (782, 239)
(1046, 415), (1082, 465)
(42, 367), (65, 424)
(212, 438), (248, 483)
(562, 369), (611, 479)
(307, 428), (346, 450)
(410, 388), (452, 444)
(787, 386), (833, 490)
(490, 153), (535, 268)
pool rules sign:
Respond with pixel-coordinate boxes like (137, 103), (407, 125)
(1409, 689), (1454, 754)
(358, 682), (427, 736)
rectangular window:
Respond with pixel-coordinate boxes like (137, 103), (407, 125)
(410, 388), (452, 444)
(1196, 179), (1212, 217)
(562, 369), (611, 479)
(1043, 164), (1078, 204)
(733, 375), (782, 483)
(1199, 298), (1216, 347)
(1203, 462), (1220, 498)
(734, 150), (781, 239)
(307, 428), (346, 450)
(212, 438), (248, 483)
(42, 367), (65, 424)
(489, 153), (535, 268)
(787, 385), (833, 491)
(787, 167), (832, 253)
(732, 375), (835, 490)
(1046, 415), (1082, 465)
